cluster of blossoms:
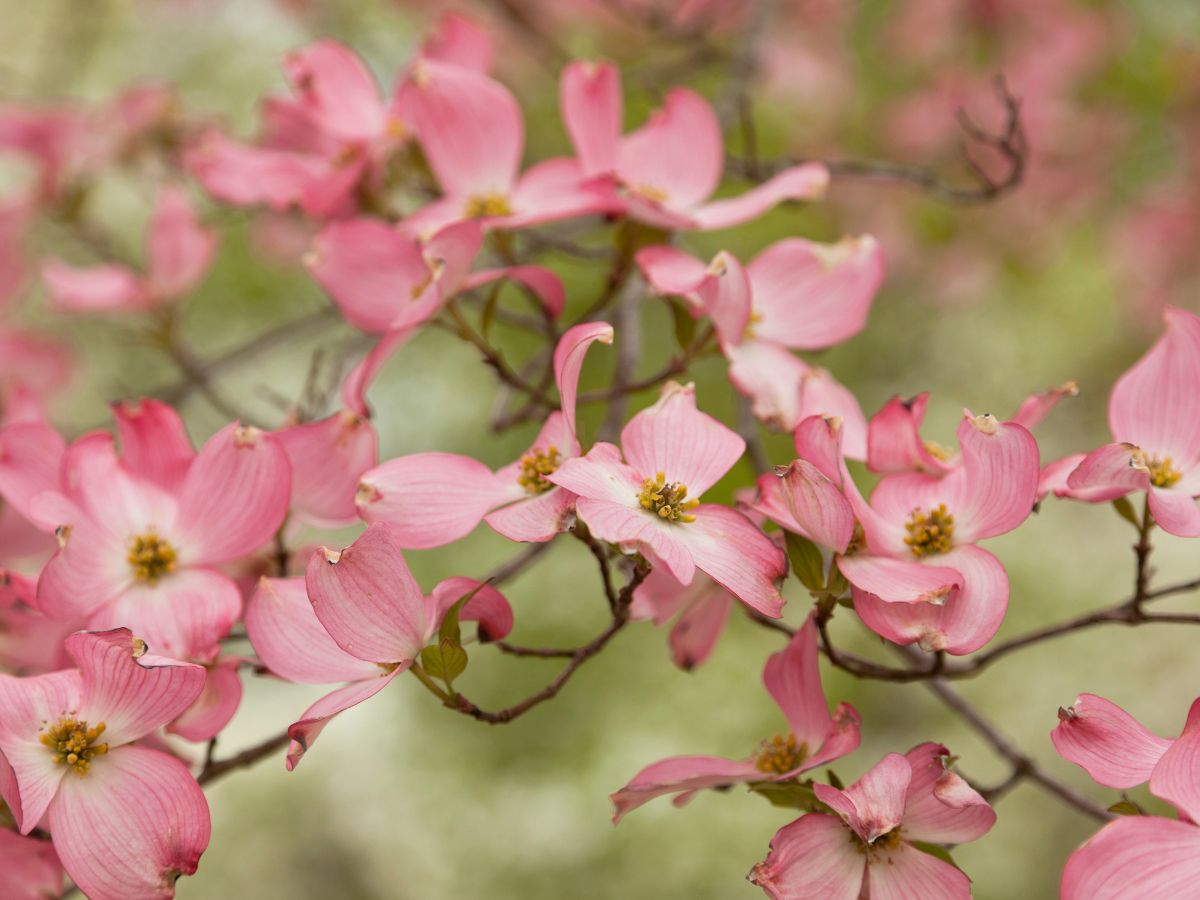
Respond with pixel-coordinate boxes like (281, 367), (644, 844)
(0, 7), (1197, 899)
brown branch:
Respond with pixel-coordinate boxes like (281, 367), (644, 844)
(198, 732), (291, 786)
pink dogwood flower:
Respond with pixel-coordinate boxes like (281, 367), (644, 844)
(637, 239), (883, 452)
(561, 60), (828, 231)
(42, 186), (217, 313)
(32, 400), (291, 664)
(0, 827), (63, 900)
(1054, 693), (1200, 898)
(611, 613), (860, 820)
(0, 628), (210, 900)
(1059, 307), (1200, 536)
(547, 381), (787, 617)
(355, 321), (612, 546)
(835, 410), (1039, 654)
(276, 408), (379, 528)
(0, 570), (76, 676)
(245, 524), (514, 768)
(749, 743), (996, 899)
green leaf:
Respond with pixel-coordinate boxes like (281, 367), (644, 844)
(911, 842), (961, 870)
(825, 769), (844, 790)
(1107, 800), (1143, 816)
(420, 640), (469, 688)
(826, 565), (850, 598)
(1111, 496), (1140, 529)
(785, 532), (826, 592)
(667, 296), (697, 351)
(437, 580), (491, 646)
(749, 780), (822, 812)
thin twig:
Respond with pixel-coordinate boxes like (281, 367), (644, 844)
(198, 732), (291, 786)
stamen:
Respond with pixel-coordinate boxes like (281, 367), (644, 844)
(849, 825), (905, 859)
(903, 504), (955, 557)
(463, 193), (512, 219)
(637, 472), (699, 523)
(127, 532), (178, 584)
(754, 733), (808, 775)
(632, 184), (668, 203)
(744, 309), (764, 340)
(517, 445), (561, 495)
(40, 718), (108, 776)
(922, 439), (953, 462)
(1146, 455), (1183, 488)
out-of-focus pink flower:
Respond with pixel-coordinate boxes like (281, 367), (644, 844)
(1054, 693), (1200, 899)
(32, 400), (291, 667)
(0, 629), (209, 900)
(750, 743), (995, 899)
(1063, 307), (1200, 536)
(356, 322), (612, 545)
(0, 570), (76, 676)
(637, 238), (883, 450)
(561, 61), (828, 230)
(0, 329), (72, 423)
(246, 526), (513, 768)
(276, 409), (379, 528)
(548, 381), (787, 616)
(611, 614), (859, 820)
(0, 827), (63, 900)
(629, 567), (734, 671)
(42, 186), (217, 313)
(837, 411), (1039, 654)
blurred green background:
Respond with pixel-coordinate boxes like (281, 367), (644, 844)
(3, 1), (1200, 897)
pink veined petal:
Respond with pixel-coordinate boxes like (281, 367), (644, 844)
(803, 703), (863, 773)
(245, 577), (382, 684)
(696, 251), (752, 349)
(748, 235), (884, 350)
(1038, 454), (1094, 502)
(1009, 381), (1079, 431)
(57, 432), (179, 537)
(837, 554), (961, 605)
(561, 60), (621, 177)
(48, 745), (210, 900)
(1051, 693), (1173, 789)
(553, 321), (614, 441)
(1149, 697), (1200, 821)
(0, 419), (66, 520)
(503, 157), (620, 230)
(284, 40), (384, 143)
(36, 527), (129, 624)
(305, 523), (429, 663)
(746, 469), (808, 536)
(145, 186), (217, 300)
(111, 399), (194, 492)
(793, 414), (849, 486)
(419, 11), (493, 73)
(460, 264), (565, 318)
(617, 87), (722, 208)
(851, 544), (1008, 655)
(815, 752), (911, 844)
(285, 665), (406, 770)
(173, 424), (291, 566)
(865, 840), (972, 900)
(0, 669), (80, 833)
(1109, 306), (1200, 470)
(630, 565), (690, 625)
(422, 218), (485, 296)
(167, 658), (242, 743)
(400, 60), (522, 197)
(574, 497), (696, 585)
(621, 382), (744, 497)
(276, 409), (378, 528)
(776, 459), (855, 552)
(866, 394), (951, 476)
(426, 576), (514, 642)
(690, 163), (830, 231)
(950, 413), (1039, 543)
(798, 366), (868, 461)
(186, 131), (327, 212)
(900, 742), (996, 844)
(547, 442), (643, 505)
(0, 827), (63, 900)
(41, 260), (149, 313)
(667, 580), (732, 671)
(609, 755), (764, 823)
(763, 614), (835, 748)
(484, 485), (576, 544)
(678, 504), (786, 618)
(340, 322), (420, 417)
(68, 628), (205, 746)
(748, 813), (865, 900)
(635, 244), (707, 299)
(85, 568), (243, 665)
(1148, 486), (1200, 538)
(1065, 442), (1148, 498)
(1061, 815), (1200, 900)
(307, 219), (434, 333)
(356, 452), (511, 549)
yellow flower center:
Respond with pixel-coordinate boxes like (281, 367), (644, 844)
(632, 184), (668, 203)
(518, 446), (561, 495)
(637, 472), (699, 523)
(744, 309), (764, 341)
(849, 825), (904, 858)
(463, 193), (512, 219)
(1147, 455), (1183, 488)
(754, 733), (808, 775)
(923, 439), (953, 462)
(40, 718), (108, 776)
(903, 504), (955, 557)
(127, 532), (178, 584)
